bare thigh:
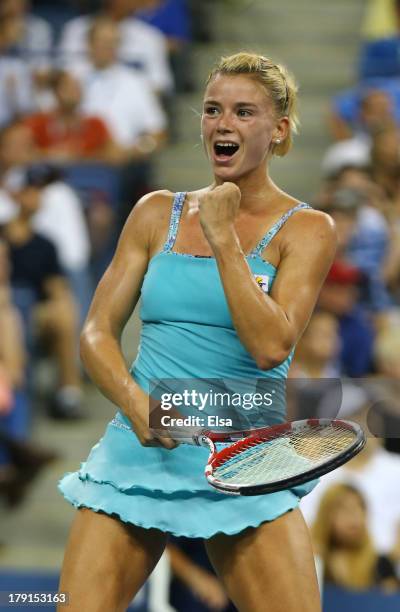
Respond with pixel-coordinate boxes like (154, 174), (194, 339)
(205, 508), (321, 612)
(58, 508), (167, 612)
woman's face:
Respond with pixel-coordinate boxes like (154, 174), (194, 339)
(330, 491), (367, 548)
(201, 74), (287, 182)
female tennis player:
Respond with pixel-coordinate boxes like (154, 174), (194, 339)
(58, 52), (337, 612)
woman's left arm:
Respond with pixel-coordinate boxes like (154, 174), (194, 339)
(198, 183), (337, 369)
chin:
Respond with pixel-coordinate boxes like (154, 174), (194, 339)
(213, 165), (243, 183)
(213, 158), (264, 182)
(214, 172), (235, 183)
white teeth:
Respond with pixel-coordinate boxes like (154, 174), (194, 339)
(215, 142), (238, 147)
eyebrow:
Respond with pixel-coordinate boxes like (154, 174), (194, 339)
(203, 99), (258, 108)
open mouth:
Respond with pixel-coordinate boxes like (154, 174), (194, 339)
(213, 142), (240, 159)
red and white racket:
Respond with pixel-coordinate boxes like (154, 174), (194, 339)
(174, 419), (365, 496)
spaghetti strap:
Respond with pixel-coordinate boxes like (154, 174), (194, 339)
(162, 192), (187, 253)
(250, 202), (312, 257)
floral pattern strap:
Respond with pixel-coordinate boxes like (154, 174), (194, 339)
(250, 203), (312, 257)
(162, 192), (187, 253)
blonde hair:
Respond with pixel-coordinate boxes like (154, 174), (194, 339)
(206, 51), (299, 157)
(312, 484), (377, 590)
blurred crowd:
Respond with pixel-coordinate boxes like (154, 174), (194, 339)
(1, 0), (400, 610)
(0, 0), (217, 556)
(291, 0), (400, 602)
(291, 0), (400, 444)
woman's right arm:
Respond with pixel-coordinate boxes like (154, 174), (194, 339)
(80, 192), (176, 449)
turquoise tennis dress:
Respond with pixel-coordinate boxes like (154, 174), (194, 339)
(58, 192), (317, 538)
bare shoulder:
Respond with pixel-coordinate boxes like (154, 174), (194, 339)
(273, 192), (336, 244)
(271, 207), (337, 302)
(297, 207), (336, 231)
(284, 207), (337, 250)
(120, 189), (175, 244)
(126, 189), (175, 225)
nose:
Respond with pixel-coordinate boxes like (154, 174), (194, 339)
(216, 111), (234, 134)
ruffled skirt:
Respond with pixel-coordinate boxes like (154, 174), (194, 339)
(58, 411), (318, 538)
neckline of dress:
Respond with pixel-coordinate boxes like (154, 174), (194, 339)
(147, 250), (277, 270)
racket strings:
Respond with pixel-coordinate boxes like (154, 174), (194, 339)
(213, 424), (356, 485)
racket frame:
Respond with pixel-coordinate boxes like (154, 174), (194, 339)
(198, 419), (366, 496)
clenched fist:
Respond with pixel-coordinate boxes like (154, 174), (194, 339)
(189, 182), (241, 247)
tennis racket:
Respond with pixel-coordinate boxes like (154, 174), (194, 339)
(173, 418), (365, 496)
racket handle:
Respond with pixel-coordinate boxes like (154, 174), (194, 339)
(167, 427), (209, 446)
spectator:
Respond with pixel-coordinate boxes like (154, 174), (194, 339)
(0, 237), (58, 507)
(134, 0), (194, 138)
(0, 239), (26, 408)
(0, 0), (55, 112)
(324, 186), (392, 319)
(382, 230), (400, 299)
(135, 0), (191, 51)
(67, 16), (167, 159)
(374, 322), (400, 378)
(0, 170), (84, 420)
(0, 125), (93, 325)
(0, 121), (36, 188)
(0, 0), (52, 69)
(24, 70), (114, 164)
(370, 323), (400, 453)
(288, 311), (356, 424)
(0, 14), (33, 127)
(58, 0), (173, 94)
(327, 88), (398, 143)
(326, 90), (400, 177)
(8, 164), (93, 327)
(64, 15), (168, 229)
(305, 433), (400, 561)
(31, 166), (93, 325)
(321, 138), (371, 177)
(311, 483), (399, 591)
(136, 0), (194, 93)
(344, 131), (400, 295)
(370, 125), (400, 199)
(0, 121), (37, 225)
(0, 427), (59, 507)
(290, 310), (340, 378)
(168, 539), (234, 612)
(332, 165), (389, 215)
(323, 87), (400, 175)
(318, 260), (375, 377)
